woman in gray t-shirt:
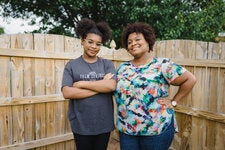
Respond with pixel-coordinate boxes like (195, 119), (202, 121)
(61, 18), (116, 150)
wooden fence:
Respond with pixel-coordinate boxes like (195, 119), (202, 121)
(0, 34), (225, 150)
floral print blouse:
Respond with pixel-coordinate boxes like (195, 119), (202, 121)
(115, 57), (186, 136)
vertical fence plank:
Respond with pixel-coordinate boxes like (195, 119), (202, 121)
(10, 34), (34, 50)
(154, 40), (166, 57)
(10, 57), (24, 97)
(192, 41), (208, 149)
(56, 36), (72, 149)
(57, 59), (74, 149)
(215, 123), (225, 150)
(178, 39), (186, 59)
(191, 117), (205, 150)
(45, 102), (56, 150)
(23, 58), (34, 96)
(192, 67), (207, 109)
(12, 106), (24, 144)
(34, 34), (46, 150)
(55, 60), (65, 95)
(217, 68), (225, 114)
(215, 66), (225, 150)
(65, 36), (82, 54)
(196, 41), (208, 59)
(165, 40), (174, 58)
(34, 34), (46, 96)
(0, 58), (12, 146)
(44, 34), (57, 150)
(183, 40), (196, 59)
(23, 57), (35, 147)
(64, 35), (76, 149)
(10, 34), (32, 145)
(208, 68), (219, 112)
(0, 34), (11, 48)
(63, 35), (78, 145)
(64, 100), (75, 150)
(21, 34), (35, 146)
(209, 42), (222, 59)
(45, 34), (56, 94)
(220, 42), (225, 59)
(54, 35), (68, 150)
(0, 106), (13, 146)
(174, 40), (185, 59)
(203, 67), (211, 110)
(205, 120), (216, 149)
(0, 35), (12, 147)
(191, 40), (208, 149)
(173, 113), (192, 150)
(24, 104), (35, 143)
(0, 57), (11, 98)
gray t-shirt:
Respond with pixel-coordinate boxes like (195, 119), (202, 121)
(61, 56), (116, 135)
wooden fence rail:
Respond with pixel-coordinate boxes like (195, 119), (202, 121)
(0, 33), (225, 150)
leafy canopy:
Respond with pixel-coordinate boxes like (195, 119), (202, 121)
(0, 27), (4, 34)
(0, 0), (224, 48)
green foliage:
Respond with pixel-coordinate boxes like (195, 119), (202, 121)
(0, 27), (4, 34)
(0, 0), (224, 48)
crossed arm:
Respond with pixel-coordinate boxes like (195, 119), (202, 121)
(62, 73), (116, 99)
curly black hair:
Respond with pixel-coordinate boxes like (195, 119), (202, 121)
(75, 18), (111, 44)
(122, 22), (156, 51)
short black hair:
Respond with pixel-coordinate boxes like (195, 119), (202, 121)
(122, 22), (156, 51)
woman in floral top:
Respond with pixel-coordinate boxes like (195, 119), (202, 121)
(115, 22), (196, 150)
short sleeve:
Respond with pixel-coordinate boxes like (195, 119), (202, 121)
(61, 61), (74, 89)
(103, 59), (116, 80)
(161, 58), (186, 83)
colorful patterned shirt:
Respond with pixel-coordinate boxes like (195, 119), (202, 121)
(115, 57), (186, 136)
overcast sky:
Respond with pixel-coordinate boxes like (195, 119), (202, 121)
(0, 16), (39, 34)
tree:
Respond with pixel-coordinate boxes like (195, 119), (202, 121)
(0, 27), (5, 34)
(0, 0), (224, 48)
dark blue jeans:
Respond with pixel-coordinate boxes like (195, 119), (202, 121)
(119, 120), (175, 150)
(73, 132), (110, 150)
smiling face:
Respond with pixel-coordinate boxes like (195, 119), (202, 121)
(81, 33), (102, 59)
(127, 32), (150, 58)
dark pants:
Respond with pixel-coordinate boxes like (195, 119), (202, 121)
(119, 119), (175, 150)
(73, 132), (111, 150)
